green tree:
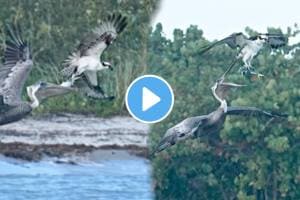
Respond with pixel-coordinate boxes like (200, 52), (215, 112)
(149, 24), (300, 200)
(0, 0), (160, 116)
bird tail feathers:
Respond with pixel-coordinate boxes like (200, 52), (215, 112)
(61, 65), (77, 78)
(61, 52), (81, 77)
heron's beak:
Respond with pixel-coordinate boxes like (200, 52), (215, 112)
(155, 142), (171, 154)
(43, 82), (55, 87)
(151, 135), (176, 157)
(220, 82), (247, 88)
(151, 143), (171, 158)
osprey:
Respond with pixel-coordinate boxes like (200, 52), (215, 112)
(199, 32), (288, 76)
(61, 13), (127, 90)
(152, 78), (287, 155)
(0, 24), (74, 125)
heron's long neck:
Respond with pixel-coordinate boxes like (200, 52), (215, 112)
(27, 86), (40, 109)
(213, 89), (227, 113)
(220, 99), (227, 113)
(30, 96), (39, 109)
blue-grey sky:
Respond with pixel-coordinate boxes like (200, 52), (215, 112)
(152, 0), (300, 41)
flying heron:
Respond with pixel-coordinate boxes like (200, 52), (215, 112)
(0, 24), (76, 125)
(152, 78), (287, 155)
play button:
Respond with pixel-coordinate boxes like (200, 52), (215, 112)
(125, 75), (174, 123)
(142, 87), (161, 111)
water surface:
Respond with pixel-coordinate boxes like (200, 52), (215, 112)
(0, 152), (153, 200)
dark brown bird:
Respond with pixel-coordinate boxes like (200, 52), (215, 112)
(152, 78), (287, 155)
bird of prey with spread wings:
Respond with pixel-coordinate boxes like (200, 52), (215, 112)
(61, 13), (127, 96)
(199, 32), (288, 77)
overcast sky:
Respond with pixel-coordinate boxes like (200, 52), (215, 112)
(152, 0), (300, 41)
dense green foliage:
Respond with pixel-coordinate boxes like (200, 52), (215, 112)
(149, 24), (300, 199)
(1, 1), (300, 199)
(0, 0), (159, 116)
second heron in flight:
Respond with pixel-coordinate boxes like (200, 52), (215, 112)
(152, 78), (287, 154)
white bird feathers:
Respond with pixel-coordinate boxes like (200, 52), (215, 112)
(61, 13), (127, 87)
(199, 32), (288, 77)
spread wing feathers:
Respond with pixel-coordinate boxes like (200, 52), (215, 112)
(216, 82), (246, 100)
(84, 71), (98, 86)
(70, 13), (127, 58)
(226, 106), (288, 118)
(35, 83), (75, 103)
(61, 65), (77, 78)
(259, 33), (288, 49)
(62, 14), (127, 77)
(0, 24), (32, 105)
(199, 33), (247, 54)
(0, 95), (14, 113)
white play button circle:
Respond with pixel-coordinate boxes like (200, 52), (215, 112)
(142, 87), (161, 112)
(125, 75), (174, 123)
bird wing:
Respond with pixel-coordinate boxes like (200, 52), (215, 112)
(84, 71), (98, 86)
(199, 32), (247, 54)
(0, 24), (33, 106)
(35, 83), (75, 103)
(226, 106), (288, 118)
(169, 115), (208, 138)
(0, 95), (14, 113)
(67, 13), (127, 59)
(260, 33), (288, 49)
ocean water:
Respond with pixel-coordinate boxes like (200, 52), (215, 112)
(0, 154), (153, 200)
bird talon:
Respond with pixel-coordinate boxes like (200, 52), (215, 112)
(248, 66), (255, 72)
(243, 70), (264, 80)
(239, 67), (249, 75)
(106, 96), (115, 101)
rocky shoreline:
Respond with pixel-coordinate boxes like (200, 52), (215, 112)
(0, 114), (150, 161)
(0, 143), (149, 162)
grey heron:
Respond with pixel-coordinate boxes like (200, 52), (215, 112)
(61, 13), (127, 91)
(0, 25), (74, 125)
(152, 78), (287, 155)
(199, 32), (288, 77)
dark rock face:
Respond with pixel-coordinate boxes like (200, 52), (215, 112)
(0, 114), (150, 161)
(0, 143), (149, 162)
(0, 143), (93, 161)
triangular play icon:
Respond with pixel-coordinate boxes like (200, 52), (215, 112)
(142, 87), (161, 111)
